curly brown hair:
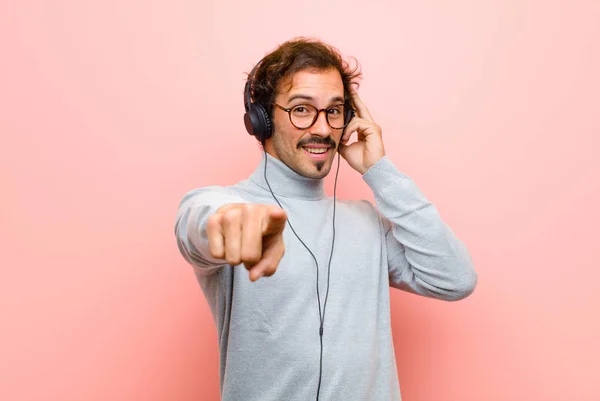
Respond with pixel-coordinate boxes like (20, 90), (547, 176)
(247, 37), (362, 116)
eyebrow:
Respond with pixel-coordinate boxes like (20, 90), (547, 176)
(287, 94), (345, 104)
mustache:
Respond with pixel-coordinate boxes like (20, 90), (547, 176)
(297, 136), (337, 149)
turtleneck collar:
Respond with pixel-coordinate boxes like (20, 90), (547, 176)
(248, 151), (326, 200)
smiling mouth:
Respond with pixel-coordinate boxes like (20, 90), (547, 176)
(300, 146), (332, 162)
(302, 146), (330, 154)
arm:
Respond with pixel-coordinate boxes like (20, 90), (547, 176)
(175, 186), (248, 275)
(339, 90), (476, 301)
(363, 157), (477, 301)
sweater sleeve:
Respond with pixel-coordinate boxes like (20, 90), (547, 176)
(362, 157), (478, 301)
(174, 186), (250, 276)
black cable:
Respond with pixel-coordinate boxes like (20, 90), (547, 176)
(263, 149), (340, 401)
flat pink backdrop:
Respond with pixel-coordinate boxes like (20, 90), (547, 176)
(1, 1), (599, 400)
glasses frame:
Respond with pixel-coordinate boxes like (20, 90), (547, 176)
(272, 102), (351, 130)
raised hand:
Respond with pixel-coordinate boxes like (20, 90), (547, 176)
(339, 90), (386, 175)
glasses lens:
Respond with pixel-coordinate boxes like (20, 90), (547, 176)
(326, 104), (346, 129)
(290, 104), (347, 129)
(290, 105), (317, 129)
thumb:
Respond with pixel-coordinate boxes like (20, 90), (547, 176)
(262, 205), (287, 235)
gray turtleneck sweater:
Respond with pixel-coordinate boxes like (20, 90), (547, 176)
(174, 153), (477, 401)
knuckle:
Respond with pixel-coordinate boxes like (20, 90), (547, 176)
(276, 238), (285, 251)
(226, 255), (241, 266)
(222, 208), (242, 225)
(206, 214), (220, 231)
(262, 264), (278, 277)
(210, 249), (224, 260)
(241, 249), (261, 265)
(243, 203), (256, 214)
(276, 243), (286, 259)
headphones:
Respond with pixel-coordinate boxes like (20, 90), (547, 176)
(243, 57), (355, 142)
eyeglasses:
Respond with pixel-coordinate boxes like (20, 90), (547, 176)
(272, 102), (351, 130)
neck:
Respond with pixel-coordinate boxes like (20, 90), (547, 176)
(248, 151), (326, 200)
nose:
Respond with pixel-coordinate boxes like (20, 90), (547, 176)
(309, 110), (333, 137)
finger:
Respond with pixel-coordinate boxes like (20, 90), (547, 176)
(221, 207), (243, 265)
(240, 206), (262, 267)
(350, 90), (373, 122)
(206, 214), (225, 259)
(248, 235), (285, 281)
(262, 205), (287, 235)
(341, 118), (376, 144)
(341, 118), (360, 144)
(248, 265), (263, 282)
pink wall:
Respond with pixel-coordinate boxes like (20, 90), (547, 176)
(1, 1), (599, 400)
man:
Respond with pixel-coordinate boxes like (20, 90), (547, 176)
(174, 37), (477, 401)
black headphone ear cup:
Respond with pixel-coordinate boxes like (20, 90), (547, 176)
(244, 109), (257, 137)
(254, 103), (273, 141)
(244, 104), (272, 141)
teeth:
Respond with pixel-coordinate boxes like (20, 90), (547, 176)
(305, 147), (327, 154)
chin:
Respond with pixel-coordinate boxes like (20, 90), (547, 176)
(279, 149), (335, 179)
(301, 160), (333, 179)
(304, 170), (329, 179)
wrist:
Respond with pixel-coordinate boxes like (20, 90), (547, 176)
(362, 155), (385, 175)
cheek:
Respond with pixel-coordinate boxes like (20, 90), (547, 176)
(274, 121), (303, 148)
(272, 127), (295, 153)
(280, 133), (301, 151)
(332, 130), (343, 143)
(273, 116), (292, 140)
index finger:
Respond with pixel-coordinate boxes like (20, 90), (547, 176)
(350, 90), (373, 122)
(262, 206), (287, 235)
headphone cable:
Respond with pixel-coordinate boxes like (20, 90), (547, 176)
(262, 149), (340, 401)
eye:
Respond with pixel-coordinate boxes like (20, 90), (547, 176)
(293, 105), (309, 114)
(327, 105), (343, 115)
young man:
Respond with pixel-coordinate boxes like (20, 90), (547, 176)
(175, 37), (477, 401)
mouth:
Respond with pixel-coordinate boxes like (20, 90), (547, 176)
(301, 145), (332, 161)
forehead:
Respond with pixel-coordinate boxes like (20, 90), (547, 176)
(278, 68), (344, 99)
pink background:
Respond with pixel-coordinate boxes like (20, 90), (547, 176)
(1, 1), (599, 400)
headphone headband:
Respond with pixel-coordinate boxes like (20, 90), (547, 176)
(244, 57), (263, 113)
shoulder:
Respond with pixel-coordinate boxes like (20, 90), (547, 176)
(177, 182), (251, 210)
(335, 198), (382, 224)
(331, 198), (387, 243)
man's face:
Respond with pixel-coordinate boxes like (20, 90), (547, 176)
(265, 68), (345, 179)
